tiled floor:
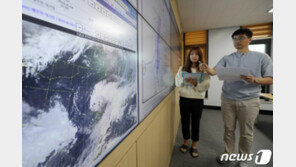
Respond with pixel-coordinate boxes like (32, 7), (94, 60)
(169, 109), (273, 167)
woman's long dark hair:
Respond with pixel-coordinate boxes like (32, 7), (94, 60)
(183, 46), (205, 73)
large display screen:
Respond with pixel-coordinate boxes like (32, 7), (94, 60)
(138, 0), (181, 121)
(139, 0), (171, 45)
(138, 17), (172, 121)
(22, 0), (181, 166)
(127, 0), (137, 9)
(22, 0), (138, 166)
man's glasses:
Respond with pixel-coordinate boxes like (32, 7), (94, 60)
(232, 36), (247, 42)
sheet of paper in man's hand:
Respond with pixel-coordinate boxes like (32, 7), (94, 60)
(216, 66), (250, 81)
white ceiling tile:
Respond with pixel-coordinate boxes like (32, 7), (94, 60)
(177, 0), (273, 32)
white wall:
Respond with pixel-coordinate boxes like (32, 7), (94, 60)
(204, 26), (239, 107)
(204, 26), (273, 111)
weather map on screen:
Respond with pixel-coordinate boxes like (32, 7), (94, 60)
(127, 0), (137, 9)
(139, 0), (171, 45)
(138, 0), (181, 121)
(138, 18), (171, 121)
(22, 0), (138, 166)
(141, 22), (171, 102)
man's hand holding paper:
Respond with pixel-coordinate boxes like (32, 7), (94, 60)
(240, 75), (256, 83)
(216, 66), (251, 81)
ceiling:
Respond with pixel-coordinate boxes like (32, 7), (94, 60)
(177, 0), (273, 32)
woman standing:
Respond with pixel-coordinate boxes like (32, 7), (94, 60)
(175, 46), (210, 158)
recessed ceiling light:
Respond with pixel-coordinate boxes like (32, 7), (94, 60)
(268, 8), (273, 13)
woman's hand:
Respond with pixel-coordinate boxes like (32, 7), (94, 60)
(185, 78), (198, 86)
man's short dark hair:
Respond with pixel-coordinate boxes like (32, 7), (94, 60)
(232, 28), (253, 38)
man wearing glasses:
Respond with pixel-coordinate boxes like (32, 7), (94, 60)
(201, 28), (273, 167)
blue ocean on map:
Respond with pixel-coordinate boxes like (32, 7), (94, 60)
(22, 20), (138, 167)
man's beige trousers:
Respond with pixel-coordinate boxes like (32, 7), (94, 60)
(221, 96), (260, 154)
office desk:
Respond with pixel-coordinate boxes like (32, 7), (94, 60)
(255, 93), (273, 125)
(260, 93), (273, 100)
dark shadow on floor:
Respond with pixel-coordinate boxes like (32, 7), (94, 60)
(255, 114), (273, 141)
